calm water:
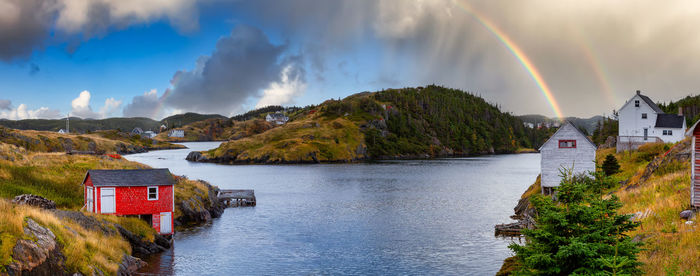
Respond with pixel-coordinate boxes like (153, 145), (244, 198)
(126, 142), (540, 275)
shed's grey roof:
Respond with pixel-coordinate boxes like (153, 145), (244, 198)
(655, 114), (685, 128)
(639, 94), (664, 114)
(86, 169), (175, 187)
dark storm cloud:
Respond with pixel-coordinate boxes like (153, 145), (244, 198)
(0, 0), (198, 61)
(123, 90), (161, 118)
(0, 99), (11, 110)
(231, 0), (700, 117)
(162, 25), (290, 115)
(0, 0), (53, 61)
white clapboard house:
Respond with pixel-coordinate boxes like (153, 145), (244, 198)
(539, 121), (597, 194)
(617, 90), (686, 152)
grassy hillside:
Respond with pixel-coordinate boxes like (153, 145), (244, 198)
(502, 140), (699, 274)
(196, 86), (550, 163)
(0, 126), (183, 154)
(155, 118), (273, 142)
(0, 136), (217, 274)
(0, 112), (226, 134)
(160, 112), (226, 129)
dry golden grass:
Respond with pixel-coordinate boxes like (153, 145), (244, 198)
(206, 115), (365, 162)
(0, 143), (146, 208)
(0, 199), (131, 274)
(173, 177), (211, 222)
(602, 140), (700, 275)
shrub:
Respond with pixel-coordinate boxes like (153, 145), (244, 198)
(602, 154), (621, 176)
(509, 172), (643, 275)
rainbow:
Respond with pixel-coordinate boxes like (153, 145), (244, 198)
(452, 0), (564, 119)
(574, 33), (617, 108)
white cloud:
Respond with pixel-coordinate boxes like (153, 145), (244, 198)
(256, 65), (307, 108)
(0, 103), (60, 120)
(99, 97), (123, 118)
(70, 90), (99, 118)
(70, 90), (122, 118)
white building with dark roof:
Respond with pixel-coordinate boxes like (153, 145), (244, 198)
(617, 90), (686, 152)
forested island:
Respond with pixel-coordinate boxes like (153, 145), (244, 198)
(186, 86), (553, 164)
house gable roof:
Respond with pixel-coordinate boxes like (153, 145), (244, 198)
(84, 169), (175, 187)
(538, 121), (596, 150)
(619, 92), (664, 114)
(655, 114), (685, 128)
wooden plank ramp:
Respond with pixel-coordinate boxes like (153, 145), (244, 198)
(218, 189), (256, 207)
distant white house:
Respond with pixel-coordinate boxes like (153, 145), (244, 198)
(168, 129), (184, 138)
(131, 127), (143, 135)
(143, 131), (156, 139)
(539, 121), (597, 194)
(58, 129), (66, 134)
(617, 90), (686, 152)
(523, 122), (534, 128)
(266, 112), (289, 125)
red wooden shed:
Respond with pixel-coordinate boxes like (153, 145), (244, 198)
(686, 121), (700, 209)
(83, 169), (175, 235)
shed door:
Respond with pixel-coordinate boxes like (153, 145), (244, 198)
(86, 187), (94, 212)
(160, 212), (172, 234)
(100, 188), (116, 214)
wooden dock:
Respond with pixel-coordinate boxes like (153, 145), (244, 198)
(218, 189), (256, 207)
(494, 222), (524, 236)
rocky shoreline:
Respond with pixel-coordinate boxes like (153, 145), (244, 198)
(5, 179), (227, 276)
(185, 148), (535, 165)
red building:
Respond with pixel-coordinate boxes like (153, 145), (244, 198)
(83, 169), (175, 235)
(686, 122), (700, 209)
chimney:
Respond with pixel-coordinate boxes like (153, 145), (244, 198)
(679, 106), (683, 116)
(636, 90), (641, 95)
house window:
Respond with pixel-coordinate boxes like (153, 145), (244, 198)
(634, 100), (640, 107)
(148, 186), (158, 200)
(641, 113), (647, 119)
(663, 130), (673, 136)
(662, 130), (667, 135)
(559, 140), (576, 148)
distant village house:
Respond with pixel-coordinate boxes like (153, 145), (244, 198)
(266, 112), (289, 125)
(131, 127), (143, 135)
(168, 129), (185, 138)
(617, 90), (686, 152)
(58, 129), (66, 134)
(539, 121), (597, 194)
(82, 169), (175, 235)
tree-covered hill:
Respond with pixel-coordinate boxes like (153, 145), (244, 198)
(193, 86), (552, 164)
(0, 112), (227, 133)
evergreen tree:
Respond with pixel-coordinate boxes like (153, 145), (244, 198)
(509, 172), (642, 275)
(602, 154), (621, 176)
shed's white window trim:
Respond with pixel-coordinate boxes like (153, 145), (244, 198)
(148, 186), (158, 201)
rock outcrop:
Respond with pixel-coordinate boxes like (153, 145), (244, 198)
(117, 254), (147, 276)
(6, 219), (67, 276)
(12, 194), (56, 209)
(175, 181), (225, 227)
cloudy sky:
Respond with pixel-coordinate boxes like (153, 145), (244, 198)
(1, 0), (700, 120)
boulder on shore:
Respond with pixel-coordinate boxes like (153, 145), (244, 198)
(680, 209), (696, 220)
(12, 194), (56, 209)
(6, 218), (67, 275)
